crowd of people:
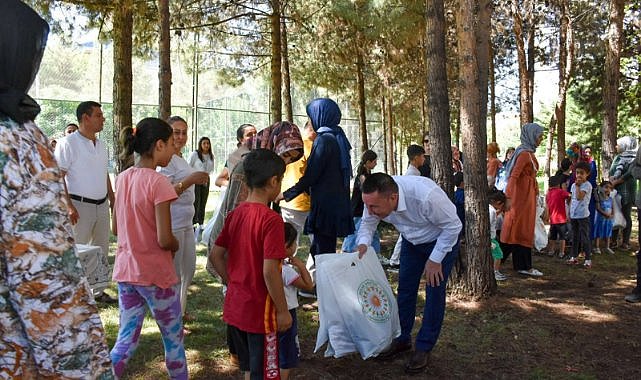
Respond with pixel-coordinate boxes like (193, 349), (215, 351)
(3, 1), (641, 379)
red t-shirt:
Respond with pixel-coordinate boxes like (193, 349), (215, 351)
(546, 187), (570, 225)
(215, 202), (286, 334)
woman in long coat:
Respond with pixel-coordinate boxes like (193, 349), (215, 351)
(500, 123), (545, 276)
(282, 98), (355, 261)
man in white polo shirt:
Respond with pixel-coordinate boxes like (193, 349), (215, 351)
(55, 101), (116, 303)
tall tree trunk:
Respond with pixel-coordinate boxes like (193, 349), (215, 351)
(356, 50), (368, 151)
(386, 94), (396, 175)
(158, 0), (171, 121)
(601, 0), (624, 177)
(381, 96), (388, 173)
(113, 0), (133, 174)
(425, 0), (453, 196)
(453, 0), (495, 298)
(545, 0), (574, 176)
(477, 0), (491, 135)
(281, 14), (293, 122)
(270, 0), (282, 123)
(489, 39), (497, 143)
(526, 11), (535, 123)
(512, 0), (533, 125)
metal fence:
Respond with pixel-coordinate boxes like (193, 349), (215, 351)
(37, 98), (385, 176)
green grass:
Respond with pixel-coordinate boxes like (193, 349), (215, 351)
(100, 191), (641, 379)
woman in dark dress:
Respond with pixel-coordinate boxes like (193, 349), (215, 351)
(281, 98), (355, 261)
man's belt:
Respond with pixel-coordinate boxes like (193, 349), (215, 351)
(70, 194), (108, 205)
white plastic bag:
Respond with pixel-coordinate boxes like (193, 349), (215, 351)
(612, 189), (626, 230)
(314, 249), (400, 360)
(534, 196), (547, 251)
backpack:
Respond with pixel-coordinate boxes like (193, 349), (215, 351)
(494, 165), (508, 191)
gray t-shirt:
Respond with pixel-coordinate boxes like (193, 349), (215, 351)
(570, 181), (592, 219)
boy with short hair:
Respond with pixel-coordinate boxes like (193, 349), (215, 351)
(546, 174), (571, 258)
(405, 144), (426, 176)
(211, 148), (292, 379)
(567, 161), (594, 267)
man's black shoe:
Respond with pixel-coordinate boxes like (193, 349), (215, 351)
(95, 292), (118, 304)
(624, 290), (641, 303)
(404, 350), (430, 374)
(375, 340), (412, 361)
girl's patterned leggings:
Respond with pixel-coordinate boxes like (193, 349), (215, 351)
(110, 282), (187, 380)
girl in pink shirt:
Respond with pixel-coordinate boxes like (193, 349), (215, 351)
(110, 118), (187, 379)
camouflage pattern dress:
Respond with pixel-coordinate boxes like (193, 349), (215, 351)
(0, 116), (113, 379)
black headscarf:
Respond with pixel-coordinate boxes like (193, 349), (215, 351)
(0, 0), (49, 123)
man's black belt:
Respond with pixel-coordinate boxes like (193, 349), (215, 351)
(70, 194), (108, 205)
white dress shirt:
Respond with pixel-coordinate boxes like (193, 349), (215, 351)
(356, 175), (462, 263)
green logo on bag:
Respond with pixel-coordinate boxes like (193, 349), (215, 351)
(358, 279), (391, 323)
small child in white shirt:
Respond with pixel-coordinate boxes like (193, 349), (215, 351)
(489, 189), (508, 281)
(279, 222), (314, 380)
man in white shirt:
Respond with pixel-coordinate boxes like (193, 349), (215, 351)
(356, 173), (461, 374)
(54, 101), (116, 303)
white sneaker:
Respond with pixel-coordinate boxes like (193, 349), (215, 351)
(494, 270), (508, 281)
(378, 255), (390, 266)
(592, 248), (601, 254)
(605, 247), (615, 255)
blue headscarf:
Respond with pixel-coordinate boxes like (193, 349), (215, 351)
(503, 123), (544, 179)
(306, 98), (353, 188)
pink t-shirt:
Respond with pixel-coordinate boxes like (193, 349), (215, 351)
(546, 187), (570, 225)
(112, 167), (178, 288)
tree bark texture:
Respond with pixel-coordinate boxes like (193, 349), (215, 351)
(489, 41), (496, 143)
(526, 11), (535, 124)
(545, 0), (574, 176)
(158, 0), (171, 121)
(601, 0), (624, 177)
(452, 0), (495, 298)
(356, 50), (368, 151)
(113, 0), (133, 174)
(476, 0), (492, 136)
(425, 0), (453, 196)
(270, 0), (282, 123)
(512, 0), (533, 126)
(281, 15), (293, 122)
(381, 96), (388, 173)
(385, 93), (396, 175)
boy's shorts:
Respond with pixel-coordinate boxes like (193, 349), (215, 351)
(278, 309), (299, 369)
(549, 223), (568, 240)
(228, 325), (267, 375)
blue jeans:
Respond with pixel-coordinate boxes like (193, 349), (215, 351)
(395, 238), (459, 352)
(341, 217), (381, 253)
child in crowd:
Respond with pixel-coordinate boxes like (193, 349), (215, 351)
(280, 223), (314, 380)
(556, 157), (573, 188)
(489, 189), (508, 281)
(593, 181), (615, 254)
(211, 148), (292, 379)
(546, 174), (571, 258)
(453, 171), (465, 231)
(389, 144), (426, 270)
(567, 161), (593, 267)
(110, 118), (187, 379)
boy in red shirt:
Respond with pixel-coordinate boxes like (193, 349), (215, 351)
(211, 149), (292, 379)
(546, 174), (571, 258)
